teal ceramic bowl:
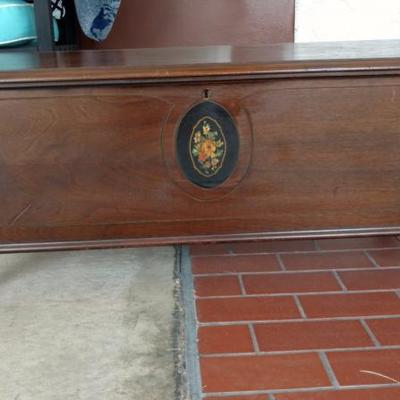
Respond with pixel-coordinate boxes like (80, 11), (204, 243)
(0, 0), (58, 47)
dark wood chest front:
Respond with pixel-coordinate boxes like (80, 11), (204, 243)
(1, 42), (400, 251)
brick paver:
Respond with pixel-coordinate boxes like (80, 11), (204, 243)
(188, 236), (400, 398)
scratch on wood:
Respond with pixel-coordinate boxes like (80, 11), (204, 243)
(8, 203), (32, 226)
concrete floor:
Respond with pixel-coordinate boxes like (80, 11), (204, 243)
(0, 246), (181, 400)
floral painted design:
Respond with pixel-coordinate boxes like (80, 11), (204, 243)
(190, 117), (226, 177)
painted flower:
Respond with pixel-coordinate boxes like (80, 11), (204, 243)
(211, 157), (219, 166)
(190, 117), (226, 177)
(194, 131), (202, 143)
(198, 139), (216, 162)
(203, 122), (211, 134)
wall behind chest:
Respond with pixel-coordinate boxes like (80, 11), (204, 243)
(80, 0), (294, 49)
(296, 0), (400, 42)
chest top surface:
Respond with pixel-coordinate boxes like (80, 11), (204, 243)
(1, 40), (400, 87)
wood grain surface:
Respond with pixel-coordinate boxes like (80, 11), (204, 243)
(1, 43), (400, 250)
(2, 41), (400, 87)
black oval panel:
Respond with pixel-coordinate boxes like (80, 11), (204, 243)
(176, 101), (239, 188)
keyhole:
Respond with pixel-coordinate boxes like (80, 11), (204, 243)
(203, 89), (211, 99)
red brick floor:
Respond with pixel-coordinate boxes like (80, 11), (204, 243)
(189, 236), (400, 399)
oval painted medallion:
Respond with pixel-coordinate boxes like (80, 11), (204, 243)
(176, 101), (239, 188)
(190, 117), (226, 177)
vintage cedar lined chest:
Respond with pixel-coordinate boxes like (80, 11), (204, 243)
(1, 40), (400, 252)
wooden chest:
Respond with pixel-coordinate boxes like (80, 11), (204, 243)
(1, 41), (400, 251)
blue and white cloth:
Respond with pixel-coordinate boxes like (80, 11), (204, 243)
(74, 0), (121, 42)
